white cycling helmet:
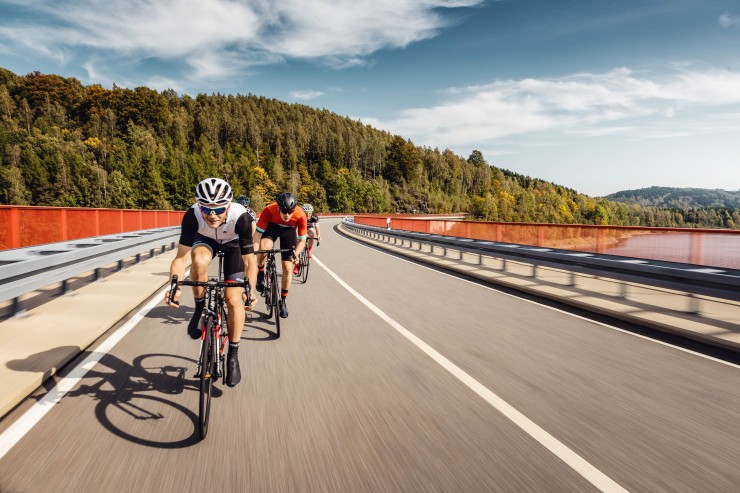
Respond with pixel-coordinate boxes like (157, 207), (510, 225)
(302, 203), (314, 213)
(195, 178), (233, 206)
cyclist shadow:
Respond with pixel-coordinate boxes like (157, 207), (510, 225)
(243, 310), (279, 341)
(8, 348), (208, 448)
(145, 305), (196, 325)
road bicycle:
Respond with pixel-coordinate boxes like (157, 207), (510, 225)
(169, 251), (250, 440)
(256, 248), (293, 338)
(294, 239), (318, 283)
(294, 246), (310, 283)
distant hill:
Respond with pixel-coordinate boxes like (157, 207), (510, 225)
(606, 187), (740, 210)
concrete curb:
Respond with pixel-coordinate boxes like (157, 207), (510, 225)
(0, 252), (179, 418)
(339, 223), (740, 352)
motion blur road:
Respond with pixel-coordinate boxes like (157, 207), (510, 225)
(1, 218), (739, 492)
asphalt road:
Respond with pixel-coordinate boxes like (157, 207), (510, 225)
(1, 218), (739, 492)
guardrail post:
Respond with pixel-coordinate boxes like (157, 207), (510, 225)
(11, 297), (21, 317)
(687, 293), (701, 315)
(60, 279), (69, 295)
(135, 253), (141, 263)
(93, 267), (101, 281)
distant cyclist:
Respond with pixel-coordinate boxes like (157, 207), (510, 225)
(302, 203), (321, 258)
(236, 194), (258, 251)
(253, 192), (307, 319)
(165, 178), (257, 387)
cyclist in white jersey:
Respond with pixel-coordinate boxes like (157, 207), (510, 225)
(165, 178), (257, 387)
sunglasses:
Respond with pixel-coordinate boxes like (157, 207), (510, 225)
(200, 205), (227, 215)
(279, 208), (294, 214)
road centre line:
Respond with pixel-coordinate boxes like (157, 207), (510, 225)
(0, 283), (170, 460)
(313, 255), (628, 493)
(339, 224), (740, 370)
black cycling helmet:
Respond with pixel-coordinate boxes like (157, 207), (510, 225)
(276, 192), (297, 213)
(235, 195), (250, 207)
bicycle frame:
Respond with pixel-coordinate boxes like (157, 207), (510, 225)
(256, 248), (293, 337)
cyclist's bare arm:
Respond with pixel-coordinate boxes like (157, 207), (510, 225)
(166, 244), (191, 307)
(253, 231), (264, 252)
(294, 238), (307, 260)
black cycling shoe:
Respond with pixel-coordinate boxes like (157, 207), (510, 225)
(187, 301), (205, 339)
(226, 351), (241, 387)
(256, 270), (265, 293)
(279, 299), (289, 318)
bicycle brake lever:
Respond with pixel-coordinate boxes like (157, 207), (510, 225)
(169, 276), (180, 306)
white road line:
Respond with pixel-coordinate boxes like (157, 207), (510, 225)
(338, 224), (740, 370)
(0, 288), (166, 460)
(314, 255), (628, 493)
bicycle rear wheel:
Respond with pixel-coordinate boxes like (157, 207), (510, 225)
(198, 317), (216, 439)
(272, 269), (281, 338)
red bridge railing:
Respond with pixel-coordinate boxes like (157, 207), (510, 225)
(0, 205), (184, 251)
(354, 215), (740, 270)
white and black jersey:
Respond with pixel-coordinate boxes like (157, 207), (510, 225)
(179, 203), (254, 255)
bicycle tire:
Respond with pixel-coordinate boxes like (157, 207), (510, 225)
(265, 267), (274, 318)
(220, 305), (228, 386)
(198, 317), (215, 439)
(272, 269), (281, 338)
(301, 250), (310, 283)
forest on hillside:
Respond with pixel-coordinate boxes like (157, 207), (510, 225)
(1, 68), (738, 229)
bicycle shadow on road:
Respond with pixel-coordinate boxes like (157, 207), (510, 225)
(9, 349), (207, 448)
(144, 305), (196, 326)
(243, 310), (279, 341)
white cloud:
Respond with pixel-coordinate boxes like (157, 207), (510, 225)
(719, 13), (740, 28)
(366, 66), (740, 150)
(0, 0), (482, 81)
(144, 75), (184, 93)
(290, 90), (324, 100)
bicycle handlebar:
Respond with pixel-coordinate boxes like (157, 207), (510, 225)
(178, 279), (248, 288)
(255, 248), (294, 254)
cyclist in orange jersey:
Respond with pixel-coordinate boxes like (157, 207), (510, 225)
(253, 192), (307, 319)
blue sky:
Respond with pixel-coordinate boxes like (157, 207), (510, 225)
(1, 0), (739, 197)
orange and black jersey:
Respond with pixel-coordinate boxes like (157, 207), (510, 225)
(256, 202), (308, 240)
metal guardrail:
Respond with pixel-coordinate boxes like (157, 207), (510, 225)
(0, 227), (179, 312)
(343, 220), (740, 303)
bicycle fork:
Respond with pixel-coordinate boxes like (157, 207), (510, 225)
(194, 309), (223, 379)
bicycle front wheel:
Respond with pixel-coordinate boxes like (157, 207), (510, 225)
(198, 317), (216, 439)
(301, 250), (310, 283)
(272, 269), (281, 338)
(265, 268), (274, 318)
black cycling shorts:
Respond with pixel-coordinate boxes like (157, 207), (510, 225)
(260, 223), (298, 260)
(191, 235), (244, 281)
